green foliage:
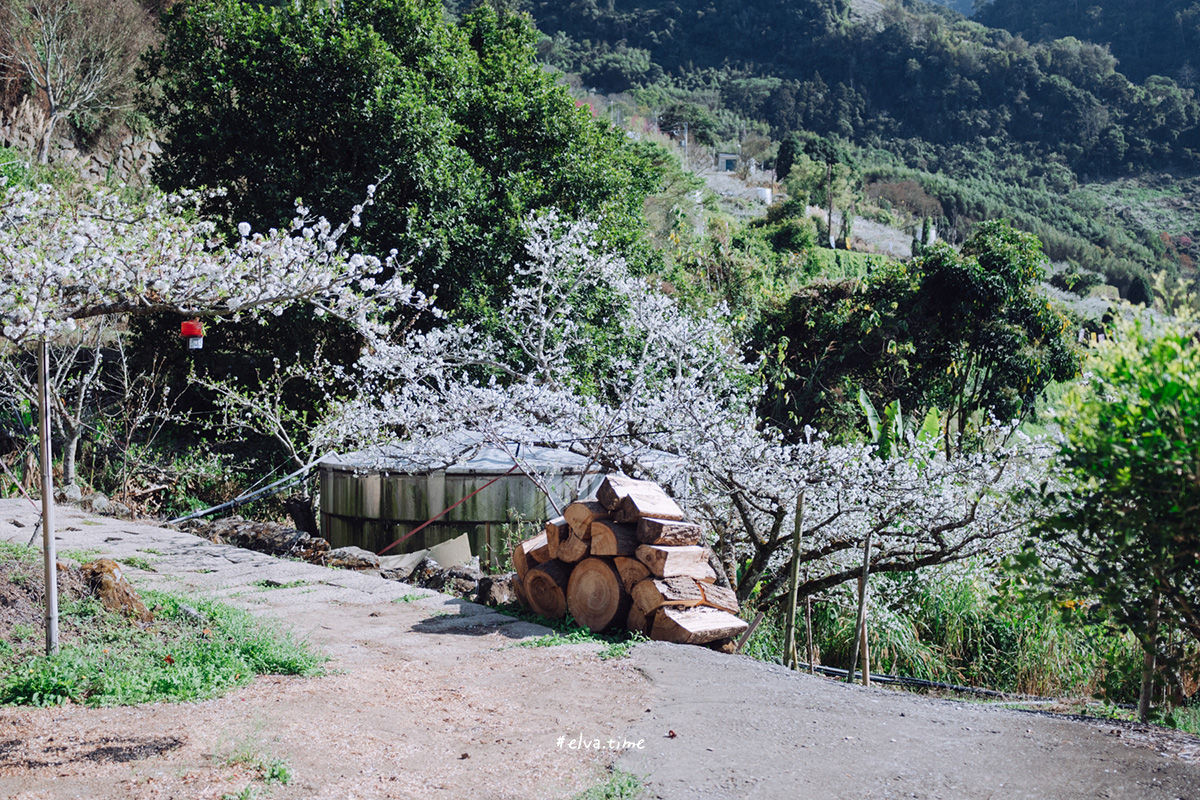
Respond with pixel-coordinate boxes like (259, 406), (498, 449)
(747, 567), (1141, 700)
(0, 582), (326, 707)
(754, 221), (1082, 440)
(574, 768), (645, 800)
(1030, 308), (1200, 661)
(140, 0), (656, 308)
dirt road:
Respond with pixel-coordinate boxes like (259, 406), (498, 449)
(2, 501), (1198, 800)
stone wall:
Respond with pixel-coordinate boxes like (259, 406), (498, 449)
(0, 96), (161, 185)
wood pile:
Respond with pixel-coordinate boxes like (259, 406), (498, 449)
(511, 475), (748, 647)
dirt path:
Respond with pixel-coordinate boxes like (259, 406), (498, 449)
(3, 501), (1200, 799)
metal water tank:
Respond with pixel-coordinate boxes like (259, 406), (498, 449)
(318, 442), (606, 567)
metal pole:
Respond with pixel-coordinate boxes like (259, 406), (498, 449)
(38, 337), (58, 656)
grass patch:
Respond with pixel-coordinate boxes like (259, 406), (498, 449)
(0, 540), (37, 565)
(508, 609), (646, 657)
(117, 555), (156, 571)
(574, 767), (645, 800)
(393, 593), (426, 603)
(0, 584), (326, 707)
(60, 547), (103, 562)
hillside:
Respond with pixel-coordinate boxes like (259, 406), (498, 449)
(516, 0), (1200, 297)
(976, 0), (1200, 85)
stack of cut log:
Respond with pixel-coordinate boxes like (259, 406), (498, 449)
(510, 475), (748, 647)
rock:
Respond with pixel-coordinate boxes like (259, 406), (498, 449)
(177, 604), (205, 624)
(84, 492), (110, 513)
(324, 546), (380, 570)
(109, 501), (131, 518)
(418, 563), (481, 596)
(57, 484), (83, 503)
(476, 574), (517, 606)
(80, 559), (153, 623)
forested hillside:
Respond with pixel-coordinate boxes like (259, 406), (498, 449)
(513, 0), (1200, 299)
(976, 0), (1200, 86)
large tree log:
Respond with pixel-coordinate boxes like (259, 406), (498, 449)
(590, 521), (639, 557)
(513, 572), (530, 609)
(524, 560), (572, 619)
(545, 516), (570, 560)
(615, 488), (686, 524)
(614, 556), (651, 593)
(636, 517), (703, 547)
(557, 529), (590, 563)
(636, 544), (715, 581)
(597, 475), (659, 511)
(512, 532), (550, 580)
(699, 582), (740, 614)
(631, 576), (704, 615)
(566, 557), (631, 632)
(650, 606), (749, 645)
(626, 603), (651, 636)
(564, 501), (611, 535)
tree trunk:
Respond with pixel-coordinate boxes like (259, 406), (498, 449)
(60, 427), (81, 488)
(1139, 593), (1160, 723)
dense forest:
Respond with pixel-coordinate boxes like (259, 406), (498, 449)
(506, 0), (1200, 298)
(976, 0), (1200, 85)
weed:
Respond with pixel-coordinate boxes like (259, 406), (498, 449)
(262, 757), (292, 785)
(574, 767), (644, 800)
(393, 593), (425, 604)
(7, 570), (26, 586)
(118, 555), (156, 571)
(10, 623), (36, 642)
(251, 579), (308, 590)
(140, 548), (164, 556)
(599, 634), (646, 661)
(220, 786), (259, 800)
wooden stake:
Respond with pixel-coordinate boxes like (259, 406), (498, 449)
(845, 531), (873, 684)
(782, 492), (804, 670)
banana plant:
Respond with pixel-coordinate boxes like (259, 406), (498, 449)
(856, 388), (941, 460)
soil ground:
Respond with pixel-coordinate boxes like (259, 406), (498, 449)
(2, 499), (1199, 800)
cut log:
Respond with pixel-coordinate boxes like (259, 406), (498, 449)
(556, 529), (590, 563)
(564, 500), (612, 535)
(566, 557), (631, 632)
(650, 606), (749, 645)
(545, 516), (570, 560)
(636, 517), (703, 547)
(589, 521), (639, 557)
(631, 576), (704, 615)
(614, 556), (651, 593)
(597, 475), (659, 511)
(626, 603), (650, 636)
(699, 582), (740, 614)
(524, 560), (571, 619)
(511, 532), (549, 580)
(636, 544), (712, 579)
(615, 487), (686, 524)
(513, 572), (530, 609)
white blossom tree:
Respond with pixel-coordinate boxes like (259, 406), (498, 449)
(0, 177), (421, 653)
(323, 211), (1050, 614)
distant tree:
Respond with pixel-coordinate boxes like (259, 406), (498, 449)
(775, 132), (802, 180)
(0, 0), (153, 162)
(755, 221), (1081, 444)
